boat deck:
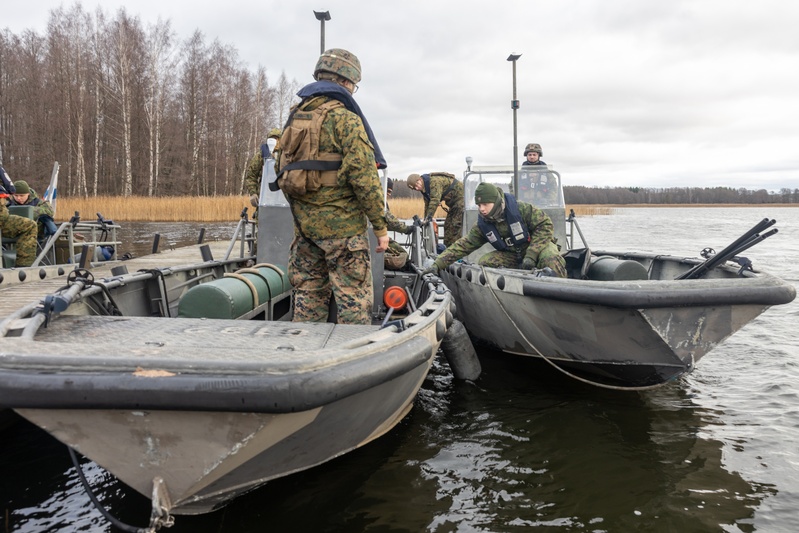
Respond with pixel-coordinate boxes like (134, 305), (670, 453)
(0, 241), (233, 319)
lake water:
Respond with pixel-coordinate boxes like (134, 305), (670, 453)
(2, 207), (798, 532)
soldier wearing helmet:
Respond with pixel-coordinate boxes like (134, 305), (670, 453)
(0, 166), (38, 267)
(522, 143), (545, 166)
(245, 128), (283, 211)
(276, 48), (388, 324)
(519, 142), (557, 205)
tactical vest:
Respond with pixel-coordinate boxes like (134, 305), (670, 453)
(477, 193), (530, 251)
(421, 172), (459, 205)
(276, 99), (344, 197)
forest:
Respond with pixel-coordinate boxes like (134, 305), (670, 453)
(1, 3), (296, 198)
(562, 185), (799, 205)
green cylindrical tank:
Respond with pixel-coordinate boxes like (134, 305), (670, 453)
(178, 264), (288, 319)
(587, 256), (648, 281)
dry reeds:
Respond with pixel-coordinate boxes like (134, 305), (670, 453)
(55, 195), (617, 223)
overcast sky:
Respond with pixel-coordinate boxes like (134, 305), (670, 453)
(5, 0), (799, 191)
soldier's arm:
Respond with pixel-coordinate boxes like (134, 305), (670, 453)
(243, 153), (264, 196)
(385, 210), (410, 234)
(336, 113), (387, 236)
(434, 225), (485, 269)
(521, 203), (555, 262)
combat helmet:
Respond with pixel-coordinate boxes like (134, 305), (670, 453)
(314, 48), (362, 85)
(267, 128), (282, 139)
(524, 143), (543, 157)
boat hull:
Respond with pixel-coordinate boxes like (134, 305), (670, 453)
(441, 252), (795, 389)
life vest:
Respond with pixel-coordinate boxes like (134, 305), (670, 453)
(477, 192), (530, 251)
(274, 99), (344, 197)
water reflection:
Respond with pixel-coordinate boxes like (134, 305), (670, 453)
(0, 351), (772, 532)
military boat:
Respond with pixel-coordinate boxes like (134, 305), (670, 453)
(431, 164), (796, 390)
(0, 164), (465, 528)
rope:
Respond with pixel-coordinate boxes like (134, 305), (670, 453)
(68, 447), (159, 533)
(479, 265), (665, 391)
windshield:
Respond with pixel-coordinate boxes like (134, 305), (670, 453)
(463, 166), (564, 209)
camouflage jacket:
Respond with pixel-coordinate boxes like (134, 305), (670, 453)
(244, 143), (281, 197)
(422, 173), (464, 220)
(434, 200), (554, 269)
(7, 187), (54, 220)
(277, 95), (387, 240)
(385, 208), (410, 233)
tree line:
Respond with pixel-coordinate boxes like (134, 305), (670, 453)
(563, 185), (799, 205)
(0, 3), (298, 197)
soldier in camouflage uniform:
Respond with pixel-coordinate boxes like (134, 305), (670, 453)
(0, 174), (38, 267)
(8, 180), (57, 238)
(406, 172), (464, 247)
(277, 48), (388, 324)
(244, 128), (283, 218)
(423, 182), (566, 277)
(385, 178), (412, 235)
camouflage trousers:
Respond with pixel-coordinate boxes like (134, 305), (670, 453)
(288, 232), (373, 324)
(1, 215), (38, 267)
(443, 206), (464, 248)
(477, 241), (567, 277)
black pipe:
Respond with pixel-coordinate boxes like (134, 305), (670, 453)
(677, 218), (775, 280)
(152, 233), (160, 254)
(197, 228), (206, 244)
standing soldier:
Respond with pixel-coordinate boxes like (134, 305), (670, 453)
(0, 167), (38, 267)
(406, 171), (464, 246)
(244, 128), (283, 216)
(275, 48), (388, 324)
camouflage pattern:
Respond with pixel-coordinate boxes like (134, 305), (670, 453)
(280, 94), (387, 324)
(289, 234), (373, 324)
(385, 209), (411, 234)
(314, 49), (362, 84)
(419, 174), (464, 247)
(8, 186), (54, 236)
(433, 200), (566, 277)
(523, 143), (543, 156)
(0, 203), (38, 267)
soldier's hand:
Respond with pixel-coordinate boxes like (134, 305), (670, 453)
(403, 226), (414, 235)
(422, 263), (440, 276)
(249, 194), (259, 207)
(375, 235), (389, 253)
(521, 257), (535, 270)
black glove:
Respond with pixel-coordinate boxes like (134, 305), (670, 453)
(403, 226), (414, 235)
(521, 257), (535, 270)
(422, 264), (440, 276)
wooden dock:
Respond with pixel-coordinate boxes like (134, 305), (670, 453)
(0, 241), (237, 319)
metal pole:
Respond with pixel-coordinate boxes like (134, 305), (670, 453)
(314, 11), (331, 54)
(507, 53), (521, 196)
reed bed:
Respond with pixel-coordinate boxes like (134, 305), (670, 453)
(55, 195), (616, 223)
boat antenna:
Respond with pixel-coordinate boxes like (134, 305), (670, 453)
(507, 53), (522, 197)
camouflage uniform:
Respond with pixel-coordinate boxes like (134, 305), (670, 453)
(432, 200), (566, 276)
(282, 95), (387, 324)
(7, 187), (55, 237)
(0, 203), (38, 267)
(417, 173), (464, 247)
(244, 130), (281, 222)
(385, 209), (411, 234)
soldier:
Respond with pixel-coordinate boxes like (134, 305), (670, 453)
(518, 142), (558, 205)
(385, 178), (412, 235)
(244, 128), (283, 213)
(276, 48), (388, 324)
(0, 168), (37, 267)
(422, 181), (566, 277)
(406, 171), (464, 247)
(8, 180), (57, 237)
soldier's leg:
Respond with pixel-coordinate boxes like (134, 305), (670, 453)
(443, 206), (463, 247)
(537, 242), (567, 277)
(477, 250), (519, 268)
(288, 236), (331, 322)
(6, 215), (38, 267)
(324, 234), (373, 325)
